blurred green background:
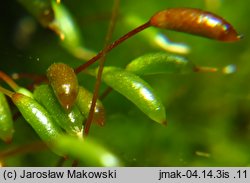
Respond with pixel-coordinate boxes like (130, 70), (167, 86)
(0, 0), (249, 166)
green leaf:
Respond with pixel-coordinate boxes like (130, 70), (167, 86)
(126, 52), (193, 75)
(50, 2), (81, 50)
(18, 0), (53, 27)
(50, 1), (96, 60)
(52, 135), (122, 166)
(90, 67), (166, 124)
(76, 86), (105, 127)
(11, 93), (63, 144)
(33, 84), (84, 137)
(0, 92), (14, 143)
(16, 87), (34, 99)
(18, 0), (95, 60)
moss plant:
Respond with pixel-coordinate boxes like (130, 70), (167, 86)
(0, 0), (248, 167)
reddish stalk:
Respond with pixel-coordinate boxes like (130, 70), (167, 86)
(0, 71), (19, 91)
(99, 65), (218, 101)
(83, 0), (120, 136)
(74, 21), (151, 74)
(11, 73), (48, 90)
(0, 141), (47, 160)
(11, 73), (44, 81)
(193, 66), (218, 73)
(76, 20), (151, 136)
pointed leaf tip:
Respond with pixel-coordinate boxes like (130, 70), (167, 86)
(162, 120), (167, 126)
(99, 67), (167, 124)
(126, 52), (193, 75)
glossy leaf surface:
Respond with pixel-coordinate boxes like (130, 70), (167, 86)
(126, 52), (193, 75)
(12, 93), (63, 143)
(50, 1), (82, 49)
(1, 0), (247, 167)
(33, 84), (84, 137)
(124, 14), (190, 54)
(91, 67), (166, 124)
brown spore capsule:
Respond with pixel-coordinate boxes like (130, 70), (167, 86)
(47, 63), (79, 110)
(150, 8), (241, 42)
